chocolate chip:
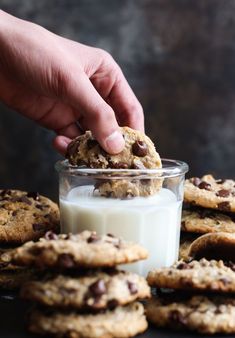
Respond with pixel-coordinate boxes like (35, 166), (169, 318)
(23, 196), (33, 205)
(32, 223), (45, 231)
(10, 196), (32, 205)
(12, 210), (18, 216)
(87, 233), (100, 243)
(107, 299), (119, 309)
(27, 192), (40, 200)
(89, 279), (106, 296)
(63, 233), (76, 240)
(218, 201), (231, 212)
(87, 139), (99, 150)
(216, 189), (230, 198)
(190, 177), (201, 186)
(113, 239), (121, 249)
(107, 233), (115, 238)
(176, 262), (192, 270)
(57, 254), (75, 268)
(127, 281), (138, 294)
(44, 231), (58, 240)
(132, 140), (148, 157)
(198, 181), (211, 191)
(109, 161), (129, 169)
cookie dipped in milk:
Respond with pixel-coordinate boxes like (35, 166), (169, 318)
(56, 127), (188, 275)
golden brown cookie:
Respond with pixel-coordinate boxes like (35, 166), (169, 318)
(28, 302), (148, 338)
(146, 294), (235, 334)
(21, 270), (150, 310)
(147, 258), (235, 293)
(66, 127), (162, 198)
(182, 207), (235, 234)
(0, 189), (60, 244)
(184, 175), (235, 212)
(11, 231), (148, 269)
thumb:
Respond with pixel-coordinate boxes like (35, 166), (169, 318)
(62, 71), (125, 154)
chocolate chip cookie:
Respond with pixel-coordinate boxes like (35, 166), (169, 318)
(28, 302), (148, 338)
(182, 207), (235, 234)
(184, 175), (235, 212)
(66, 127), (162, 198)
(147, 258), (235, 292)
(11, 231), (148, 269)
(0, 190), (60, 244)
(21, 270), (150, 310)
(146, 294), (235, 334)
(189, 232), (235, 260)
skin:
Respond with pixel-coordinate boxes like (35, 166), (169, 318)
(0, 10), (144, 155)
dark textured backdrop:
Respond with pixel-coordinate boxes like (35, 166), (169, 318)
(1, 0), (235, 200)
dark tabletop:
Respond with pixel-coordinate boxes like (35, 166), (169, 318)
(0, 293), (231, 338)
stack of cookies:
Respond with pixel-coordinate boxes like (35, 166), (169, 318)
(180, 174), (235, 260)
(11, 230), (150, 337)
(145, 175), (235, 334)
(0, 189), (59, 290)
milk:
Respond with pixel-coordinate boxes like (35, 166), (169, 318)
(60, 186), (182, 276)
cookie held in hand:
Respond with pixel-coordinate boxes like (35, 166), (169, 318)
(66, 127), (162, 198)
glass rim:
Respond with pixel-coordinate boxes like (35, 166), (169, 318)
(55, 159), (189, 179)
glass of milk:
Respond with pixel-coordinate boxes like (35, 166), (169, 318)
(55, 159), (188, 276)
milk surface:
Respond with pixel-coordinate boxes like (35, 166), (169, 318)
(60, 185), (182, 276)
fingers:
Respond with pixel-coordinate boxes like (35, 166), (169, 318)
(108, 67), (145, 132)
(55, 122), (81, 139)
(62, 71), (125, 154)
(53, 135), (71, 156)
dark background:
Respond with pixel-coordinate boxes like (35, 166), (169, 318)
(1, 0), (235, 201)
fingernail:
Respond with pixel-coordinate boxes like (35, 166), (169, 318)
(105, 131), (125, 154)
(60, 137), (71, 147)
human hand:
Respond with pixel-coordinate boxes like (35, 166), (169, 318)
(0, 10), (144, 155)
